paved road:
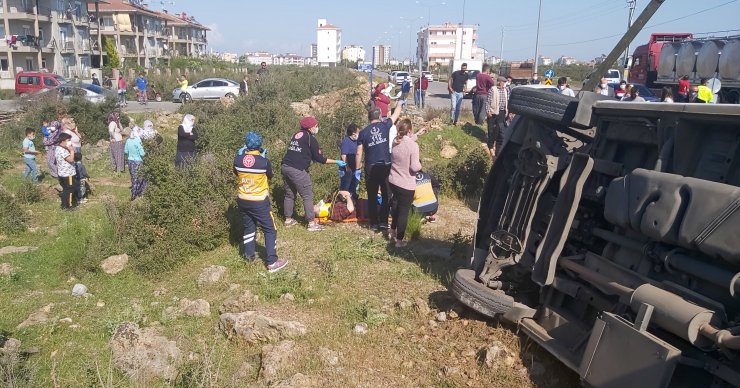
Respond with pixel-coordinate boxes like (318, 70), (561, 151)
(370, 70), (469, 113)
(0, 98), (180, 114)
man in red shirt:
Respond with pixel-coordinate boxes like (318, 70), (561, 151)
(473, 64), (495, 125)
(678, 75), (690, 102)
(414, 75), (429, 108)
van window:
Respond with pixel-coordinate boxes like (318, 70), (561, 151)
(18, 76), (40, 85)
(44, 77), (57, 86)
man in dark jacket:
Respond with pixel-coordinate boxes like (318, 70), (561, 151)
(281, 116), (346, 231)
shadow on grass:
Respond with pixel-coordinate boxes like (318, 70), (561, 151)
(383, 235), (469, 288)
(462, 122), (487, 143)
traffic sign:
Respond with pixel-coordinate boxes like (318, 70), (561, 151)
(544, 69), (555, 79)
(544, 78), (553, 85)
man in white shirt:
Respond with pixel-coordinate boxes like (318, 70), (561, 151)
(558, 77), (575, 97)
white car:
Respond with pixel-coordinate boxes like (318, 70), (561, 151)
(173, 78), (239, 103)
(391, 71), (410, 85)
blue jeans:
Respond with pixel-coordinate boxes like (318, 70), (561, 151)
(340, 168), (359, 199)
(450, 91), (464, 123)
(414, 90), (426, 108)
(23, 157), (38, 183)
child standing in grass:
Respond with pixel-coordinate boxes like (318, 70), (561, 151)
(124, 129), (146, 200)
(21, 128), (39, 183)
(54, 132), (78, 209)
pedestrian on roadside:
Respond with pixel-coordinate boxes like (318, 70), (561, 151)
(400, 78), (411, 109)
(124, 128), (147, 200)
(117, 76), (128, 106)
(21, 127), (40, 183)
(91, 73), (100, 86)
(340, 124), (360, 201)
(678, 75), (690, 102)
(626, 87), (645, 102)
(696, 78), (714, 103)
(530, 72), (541, 85)
(615, 80), (628, 100)
(54, 132), (78, 210)
(175, 114), (198, 168)
(485, 76), (510, 160)
(505, 76), (514, 96)
(281, 116), (347, 232)
(355, 102), (404, 232)
(660, 87), (674, 103)
(371, 83), (391, 118)
(448, 63), (468, 125)
(558, 77), (575, 97)
(178, 75), (188, 91)
(620, 84), (634, 101)
(234, 131), (288, 272)
(239, 74), (249, 97)
(108, 112), (125, 173)
(43, 120), (61, 178)
(136, 71), (148, 104)
(256, 62), (269, 82)
(388, 119), (424, 248)
(414, 74), (429, 108)
(473, 64), (495, 125)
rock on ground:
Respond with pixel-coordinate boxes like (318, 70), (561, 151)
(0, 246), (37, 256)
(440, 140), (459, 159)
(259, 340), (295, 382)
(272, 373), (321, 388)
(481, 341), (517, 369)
(17, 303), (53, 329)
(72, 283), (88, 296)
(219, 311), (307, 344)
(0, 263), (12, 276)
(109, 322), (182, 381)
(220, 290), (258, 314)
(318, 347), (340, 366)
(413, 297), (431, 315)
(101, 254), (129, 275)
(179, 298), (210, 317)
(197, 265), (227, 285)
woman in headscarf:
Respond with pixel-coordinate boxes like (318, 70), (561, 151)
(108, 112), (125, 173)
(43, 120), (61, 178)
(61, 116), (89, 202)
(140, 119), (157, 140)
(175, 114), (198, 168)
(124, 127), (147, 200)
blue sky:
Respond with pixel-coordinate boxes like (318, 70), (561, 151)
(167, 0), (740, 61)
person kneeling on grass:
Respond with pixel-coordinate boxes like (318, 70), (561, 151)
(234, 131), (288, 273)
(413, 170), (440, 223)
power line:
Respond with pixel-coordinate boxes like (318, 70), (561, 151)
(503, 0), (614, 30)
(545, 0), (738, 47)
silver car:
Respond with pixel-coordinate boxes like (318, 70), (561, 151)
(172, 78), (240, 103)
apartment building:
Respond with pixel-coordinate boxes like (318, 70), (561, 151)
(341, 45), (364, 62)
(417, 23), (479, 66)
(372, 44), (390, 66)
(0, 0), (96, 86)
(316, 19), (340, 67)
(159, 10), (207, 59)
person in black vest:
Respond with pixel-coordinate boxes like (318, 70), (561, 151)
(355, 102), (403, 231)
(281, 116), (346, 232)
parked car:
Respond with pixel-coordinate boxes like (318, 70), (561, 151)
(608, 82), (659, 102)
(15, 71), (67, 96)
(605, 68), (622, 84)
(422, 71), (434, 82)
(172, 78), (240, 103)
(391, 71), (410, 85)
(26, 82), (114, 104)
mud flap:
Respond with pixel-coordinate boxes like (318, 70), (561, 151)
(532, 153), (594, 286)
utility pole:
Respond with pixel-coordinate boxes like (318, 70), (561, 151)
(500, 26), (504, 63)
(533, 0), (542, 76)
(624, 0), (637, 81)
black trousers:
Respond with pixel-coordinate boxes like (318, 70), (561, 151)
(390, 183), (415, 241)
(487, 109), (506, 151)
(365, 163), (392, 227)
(472, 94), (488, 124)
(59, 175), (79, 209)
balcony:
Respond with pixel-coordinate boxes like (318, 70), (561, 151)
(61, 40), (75, 52)
(6, 2), (36, 18)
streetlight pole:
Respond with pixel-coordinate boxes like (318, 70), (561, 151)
(624, 0), (637, 81)
(533, 0), (542, 76)
(500, 26), (504, 63)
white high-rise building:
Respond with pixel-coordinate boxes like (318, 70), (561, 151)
(417, 23), (479, 67)
(316, 19), (341, 67)
(342, 45), (365, 62)
(372, 45), (391, 65)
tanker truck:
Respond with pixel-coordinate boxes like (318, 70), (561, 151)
(629, 32), (740, 103)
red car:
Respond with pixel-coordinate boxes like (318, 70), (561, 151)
(15, 71), (66, 96)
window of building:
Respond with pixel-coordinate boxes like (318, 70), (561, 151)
(25, 58), (34, 71)
(22, 25), (31, 36)
(41, 59), (47, 69)
(0, 25), (5, 37)
(0, 58), (8, 71)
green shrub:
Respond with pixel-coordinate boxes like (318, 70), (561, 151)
(429, 146), (490, 199)
(0, 187), (27, 234)
(14, 181), (42, 204)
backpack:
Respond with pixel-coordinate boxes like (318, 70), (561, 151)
(401, 80), (411, 93)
